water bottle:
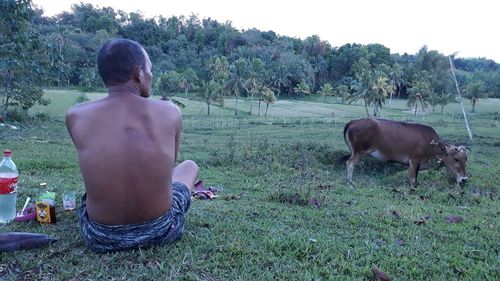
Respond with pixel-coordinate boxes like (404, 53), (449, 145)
(0, 150), (19, 223)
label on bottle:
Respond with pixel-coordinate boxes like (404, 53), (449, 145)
(0, 176), (18, 194)
(36, 202), (56, 223)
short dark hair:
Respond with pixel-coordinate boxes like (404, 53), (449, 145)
(97, 39), (146, 85)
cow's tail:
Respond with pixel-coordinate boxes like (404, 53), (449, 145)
(343, 120), (353, 153)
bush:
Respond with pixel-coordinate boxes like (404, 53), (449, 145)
(4, 108), (31, 123)
(75, 93), (90, 104)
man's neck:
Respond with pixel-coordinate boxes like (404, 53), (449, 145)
(107, 84), (142, 97)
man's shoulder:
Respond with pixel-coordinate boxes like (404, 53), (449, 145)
(148, 99), (181, 116)
(66, 99), (101, 117)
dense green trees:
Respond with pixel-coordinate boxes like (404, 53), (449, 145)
(2, 1), (499, 117)
(1, 0), (50, 113)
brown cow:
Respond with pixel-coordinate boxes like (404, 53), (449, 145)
(343, 118), (468, 188)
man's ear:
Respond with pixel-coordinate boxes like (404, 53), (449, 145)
(132, 65), (142, 82)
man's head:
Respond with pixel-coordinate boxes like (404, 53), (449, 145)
(97, 38), (152, 97)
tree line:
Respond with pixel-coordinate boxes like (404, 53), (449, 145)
(1, 0), (499, 117)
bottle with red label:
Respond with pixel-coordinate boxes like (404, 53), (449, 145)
(0, 150), (19, 223)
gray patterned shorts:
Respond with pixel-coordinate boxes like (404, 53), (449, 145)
(79, 182), (191, 253)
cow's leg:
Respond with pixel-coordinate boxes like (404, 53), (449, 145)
(409, 159), (420, 188)
(346, 153), (362, 183)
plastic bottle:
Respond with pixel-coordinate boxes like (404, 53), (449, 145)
(0, 150), (19, 223)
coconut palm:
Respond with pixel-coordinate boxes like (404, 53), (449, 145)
(270, 65), (290, 97)
(179, 68), (198, 97)
(348, 70), (374, 117)
(224, 58), (248, 115)
(198, 80), (222, 116)
(293, 80), (311, 96)
(335, 84), (350, 104)
(407, 80), (431, 115)
(464, 80), (487, 113)
(250, 84), (271, 117)
(262, 88), (277, 117)
(371, 76), (395, 116)
(389, 63), (406, 100)
(155, 70), (186, 108)
(427, 91), (441, 112)
(436, 92), (453, 113)
(207, 56), (229, 83)
(317, 83), (334, 102)
(245, 58), (264, 115)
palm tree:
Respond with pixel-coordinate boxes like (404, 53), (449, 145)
(371, 76), (395, 116)
(154, 70), (186, 108)
(250, 84), (264, 117)
(348, 70), (374, 117)
(180, 68), (198, 97)
(271, 65), (290, 97)
(335, 84), (350, 104)
(245, 58), (264, 115)
(317, 83), (334, 102)
(436, 92), (453, 113)
(78, 67), (98, 91)
(262, 89), (277, 118)
(407, 80), (431, 116)
(293, 80), (311, 96)
(198, 80), (222, 116)
(155, 71), (181, 99)
(207, 56), (229, 83)
(427, 91), (440, 112)
(389, 63), (406, 100)
(224, 58), (248, 115)
(464, 81), (487, 113)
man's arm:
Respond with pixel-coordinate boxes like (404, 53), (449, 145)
(65, 108), (76, 143)
(173, 105), (182, 163)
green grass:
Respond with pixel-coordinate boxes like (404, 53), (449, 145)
(1, 89), (499, 280)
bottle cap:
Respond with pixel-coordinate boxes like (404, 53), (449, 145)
(3, 150), (12, 157)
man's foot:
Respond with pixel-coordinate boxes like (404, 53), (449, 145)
(192, 180), (217, 199)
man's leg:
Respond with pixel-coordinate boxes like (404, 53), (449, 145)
(173, 160), (199, 192)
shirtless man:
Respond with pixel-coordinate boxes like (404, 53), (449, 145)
(66, 38), (199, 252)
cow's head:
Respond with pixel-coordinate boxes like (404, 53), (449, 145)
(438, 143), (468, 184)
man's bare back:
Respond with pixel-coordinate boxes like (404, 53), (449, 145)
(66, 39), (198, 230)
(66, 92), (181, 224)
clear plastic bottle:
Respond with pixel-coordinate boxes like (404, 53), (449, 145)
(0, 150), (19, 223)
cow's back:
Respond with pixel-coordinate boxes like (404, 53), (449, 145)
(344, 118), (440, 164)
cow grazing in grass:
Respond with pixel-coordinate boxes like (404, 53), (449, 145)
(343, 118), (468, 188)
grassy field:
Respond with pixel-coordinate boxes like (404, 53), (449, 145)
(1, 89), (499, 280)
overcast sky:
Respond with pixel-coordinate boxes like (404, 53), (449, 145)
(33, 0), (499, 62)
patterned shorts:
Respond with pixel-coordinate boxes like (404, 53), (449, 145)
(79, 182), (191, 253)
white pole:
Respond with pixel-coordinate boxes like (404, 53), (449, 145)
(449, 56), (473, 140)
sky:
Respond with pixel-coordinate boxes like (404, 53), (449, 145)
(32, 0), (500, 63)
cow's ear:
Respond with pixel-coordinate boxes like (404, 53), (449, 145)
(436, 140), (448, 154)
